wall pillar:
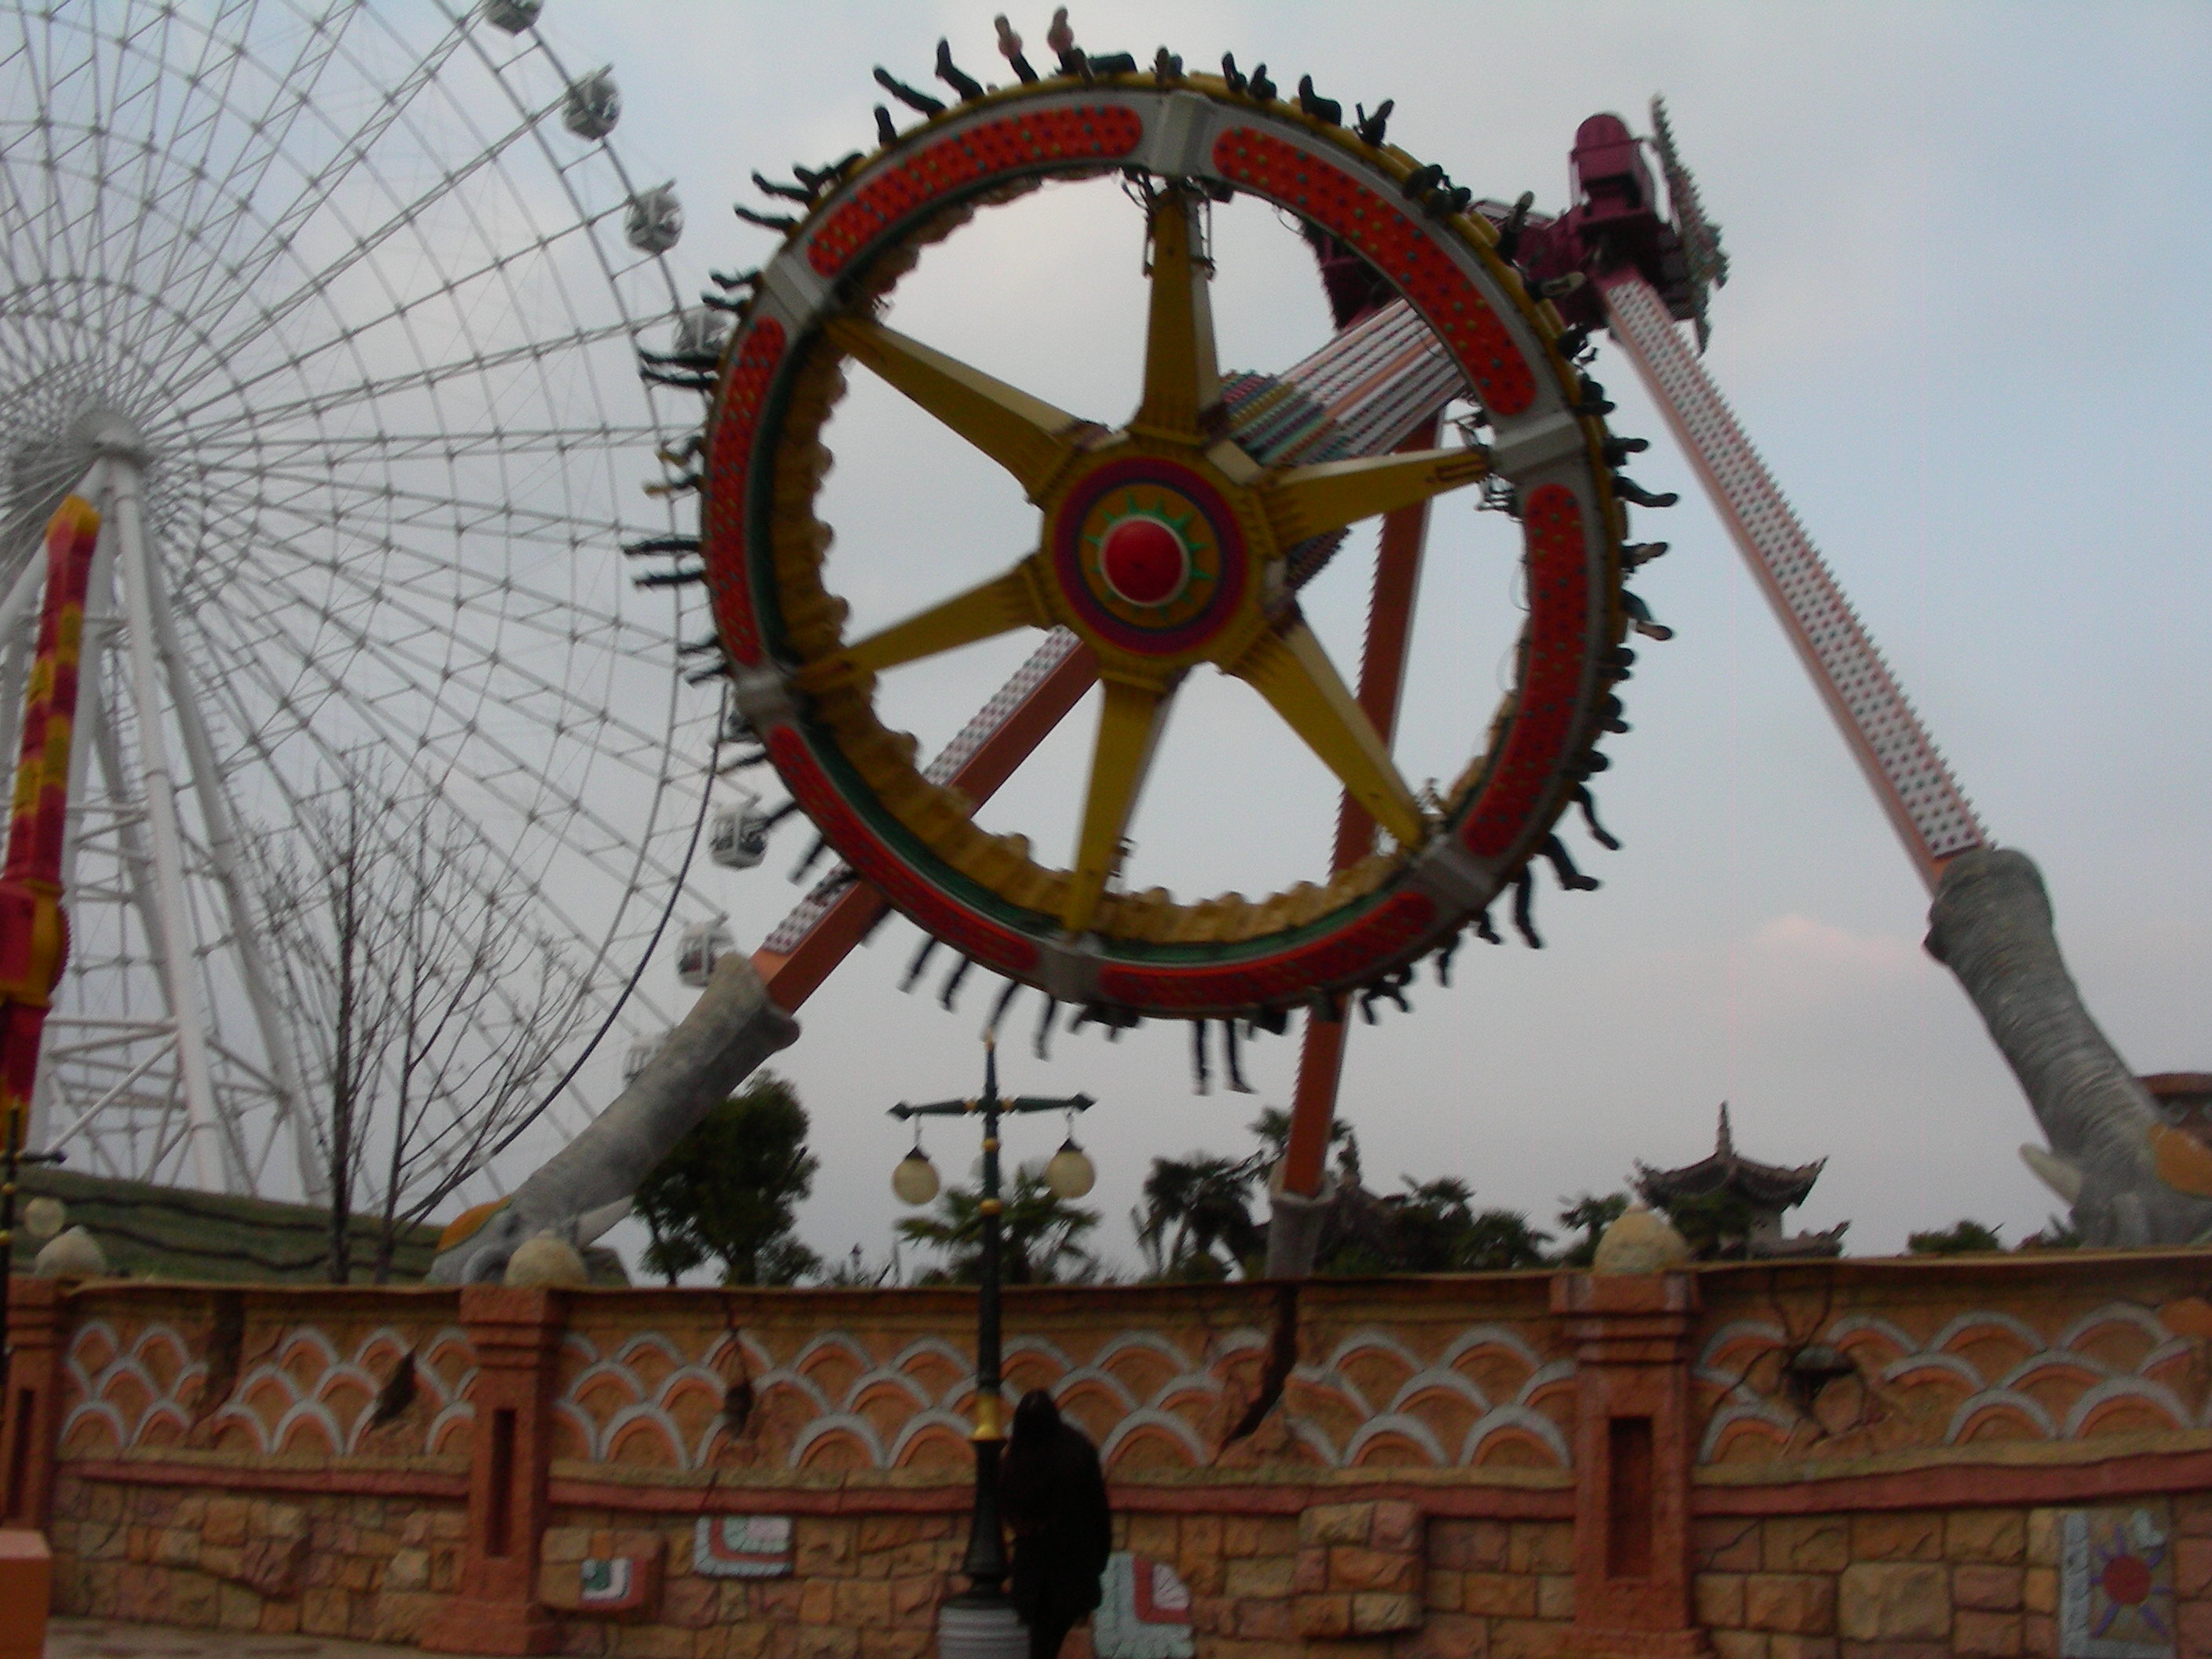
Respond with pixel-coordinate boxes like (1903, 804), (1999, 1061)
(1552, 1271), (1709, 1658)
(2, 1275), (66, 1529)
(420, 1285), (564, 1656)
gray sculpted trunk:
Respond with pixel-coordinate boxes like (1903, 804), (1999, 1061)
(1925, 848), (2212, 1246)
(428, 954), (800, 1283)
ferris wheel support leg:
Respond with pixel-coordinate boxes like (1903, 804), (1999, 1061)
(1269, 419), (1439, 1279)
(143, 544), (325, 1201)
(80, 661), (176, 1144)
(104, 455), (240, 1193)
(0, 542), (52, 656)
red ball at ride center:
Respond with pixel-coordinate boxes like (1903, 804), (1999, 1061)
(1098, 515), (1189, 607)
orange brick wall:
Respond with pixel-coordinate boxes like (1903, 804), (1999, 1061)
(44, 1476), (467, 1644)
(13, 1251), (2212, 1659)
(1687, 1496), (2212, 1658)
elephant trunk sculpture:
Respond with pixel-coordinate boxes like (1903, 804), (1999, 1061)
(1926, 848), (2212, 1246)
(428, 952), (799, 1284)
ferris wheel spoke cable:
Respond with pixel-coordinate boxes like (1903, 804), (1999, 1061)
(183, 588), (698, 1012)
(173, 90), (574, 393)
(233, 463), (637, 554)
(183, 424), (683, 668)
(83, 12), (291, 364)
(172, 186), (614, 432)
(198, 528), (691, 800)
(192, 423), (665, 462)
(222, 522), (683, 741)
(179, 313), (645, 437)
(123, 15), (460, 370)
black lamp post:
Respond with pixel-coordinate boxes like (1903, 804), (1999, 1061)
(889, 1036), (1092, 1659)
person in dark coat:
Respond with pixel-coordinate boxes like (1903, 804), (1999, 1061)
(1000, 1389), (1111, 1659)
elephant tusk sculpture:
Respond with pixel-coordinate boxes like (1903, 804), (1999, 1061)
(1926, 850), (2212, 1247)
(427, 953), (798, 1284)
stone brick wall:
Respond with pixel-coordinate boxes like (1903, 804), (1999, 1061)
(1690, 1496), (2212, 1657)
(513, 1505), (1577, 1659)
(540, 1510), (967, 1659)
(1401, 1518), (1575, 1659)
(13, 1252), (2212, 1659)
(43, 1474), (467, 1644)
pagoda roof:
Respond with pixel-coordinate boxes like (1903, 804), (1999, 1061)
(1635, 1104), (1826, 1213)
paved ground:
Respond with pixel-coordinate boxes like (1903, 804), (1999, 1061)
(46, 1621), (427, 1659)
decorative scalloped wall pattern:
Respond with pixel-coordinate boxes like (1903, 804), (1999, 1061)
(59, 1317), (475, 1459)
(1696, 1298), (2207, 1465)
(548, 1315), (1574, 1475)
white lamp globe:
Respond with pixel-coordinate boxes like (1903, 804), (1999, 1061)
(892, 1148), (941, 1207)
(1043, 1138), (1096, 1200)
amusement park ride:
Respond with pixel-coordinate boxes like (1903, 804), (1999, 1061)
(427, 14), (2212, 1288)
(0, 4), (2196, 1270)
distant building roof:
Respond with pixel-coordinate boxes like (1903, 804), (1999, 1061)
(1634, 1104), (1826, 1214)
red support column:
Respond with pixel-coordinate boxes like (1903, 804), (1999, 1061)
(1551, 1271), (1710, 1658)
(1280, 419), (1440, 1219)
(2, 1276), (66, 1529)
(420, 1285), (564, 1656)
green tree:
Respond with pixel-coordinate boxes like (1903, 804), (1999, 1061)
(899, 1166), (1101, 1285)
(1555, 1192), (1631, 1267)
(1360, 1177), (1549, 1273)
(1244, 1105), (1350, 1174)
(1134, 1154), (1263, 1280)
(634, 1072), (821, 1285)
(1455, 1203), (1555, 1271)
(1908, 1218), (2004, 1254)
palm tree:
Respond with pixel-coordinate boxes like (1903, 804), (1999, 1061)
(1555, 1192), (1630, 1267)
(898, 1166), (1101, 1284)
(1133, 1155), (1262, 1280)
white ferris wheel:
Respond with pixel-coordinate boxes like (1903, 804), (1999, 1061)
(0, 0), (727, 1212)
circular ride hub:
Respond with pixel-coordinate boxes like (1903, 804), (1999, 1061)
(705, 68), (1634, 1027)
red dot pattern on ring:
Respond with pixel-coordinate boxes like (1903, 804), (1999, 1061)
(702, 317), (786, 667)
(1099, 516), (1188, 606)
(809, 105), (1146, 276)
(1459, 483), (1591, 857)
(1212, 129), (1536, 417)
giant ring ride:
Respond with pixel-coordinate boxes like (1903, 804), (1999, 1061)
(707, 69), (1635, 1024)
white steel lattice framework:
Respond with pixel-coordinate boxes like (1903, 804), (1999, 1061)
(0, 1), (723, 1207)
(1599, 269), (1986, 887)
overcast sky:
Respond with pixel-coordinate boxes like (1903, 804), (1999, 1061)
(549, 0), (2210, 1270)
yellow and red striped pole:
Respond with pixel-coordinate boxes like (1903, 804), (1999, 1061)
(0, 494), (103, 1280)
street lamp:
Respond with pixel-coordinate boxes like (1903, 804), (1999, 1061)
(889, 1035), (1093, 1659)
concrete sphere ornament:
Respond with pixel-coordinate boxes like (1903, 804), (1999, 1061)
(503, 1232), (590, 1288)
(1043, 1138), (1096, 1201)
(1591, 1202), (1692, 1275)
(33, 1225), (109, 1277)
(21, 1195), (66, 1243)
(892, 1148), (941, 1207)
